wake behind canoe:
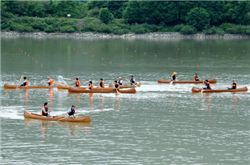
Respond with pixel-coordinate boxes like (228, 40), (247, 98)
(24, 111), (91, 123)
(192, 87), (248, 93)
(158, 79), (217, 84)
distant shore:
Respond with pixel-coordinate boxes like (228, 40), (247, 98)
(1, 31), (250, 40)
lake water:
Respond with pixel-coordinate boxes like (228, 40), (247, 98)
(1, 38), (250, 164)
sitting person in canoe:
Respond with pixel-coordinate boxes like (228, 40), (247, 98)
(20, 77), (29, 87)
(88, 81), (94, 90)
(99, 78), (105, 88)
(68, 105), (76, 117)
(171, 72), (177, 81)
(228, 80), (237, 90)
(114, 80), (120, 89)
(203, 80), (211, 90)
(47, 77), (54, 86)
(75, 77), (81, 87)
(193, 73), (200, 81)
(42, 102), (49, 116)
(118, 77), (123, 85)
(130, 75), (136, 85)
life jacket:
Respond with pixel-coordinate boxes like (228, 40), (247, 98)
(172, 75), (176, 81)
(21, 80), (28, 86)
(75, 80), (81, 87)
(232, 83), (237, 89)
(115, 83), (119, 88)
(48, 79), (54, 86)
(118, 79), (123, 85)
(68, 108), (75, 116)
(205, 82), (211, 89)
(194, 75), (199, 81)
(100, 81), (104, 88)
(89, 83), (93, 90)
(42, 107), (48, 116)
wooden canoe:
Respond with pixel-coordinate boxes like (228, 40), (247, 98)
(192, 87), (248, 93)
(3, 83), (54, 89)
(56, 85), (71, 90)
(158, 79), (217, 84)
(24, 111), (91, 123)
(68, 87), (136, 94)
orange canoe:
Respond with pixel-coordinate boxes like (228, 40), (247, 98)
(192, 87), (248, 93)
(68, 87), (136, 94)
(158, 79), (217, 84)
(24, 111), (91, 123)
(3, 84), (54, 89)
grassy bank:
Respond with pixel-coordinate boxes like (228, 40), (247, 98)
(2, 17), (250, 35)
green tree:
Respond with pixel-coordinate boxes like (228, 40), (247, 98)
(186, 7), (210, 31)
(99, 8), (113, 24)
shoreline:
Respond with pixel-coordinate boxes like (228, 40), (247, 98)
(1, 31), (250, 40)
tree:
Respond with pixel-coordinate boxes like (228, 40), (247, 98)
(186, 7), (210, 31)
(99, 8), (113, 24)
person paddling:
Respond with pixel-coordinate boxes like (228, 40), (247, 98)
(42, 102), (49, 116)
(228, 80), (237, 90)
(114, 80), (120, 93)
(88, 81), (94, 90)
(68, 105), (76, 117)
(193, 73), (199, 81)
(130, 75), (136, 85)
(20, 77), (29, 87)
(117, 77), (123, 85)
(203, 80), (211, 90)
(47, 77), (54, 86)
(75, 77), (81, 87)
(99, 78), (105, 88)
(171, 72), (177, 81)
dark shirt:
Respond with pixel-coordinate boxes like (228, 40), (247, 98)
(68, 108), (75, 116)
(130, 78), (135, 85)
(42, 107), (49, 116)
(172, 75), (176, 81)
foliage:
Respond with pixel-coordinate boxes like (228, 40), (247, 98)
(99, 8), (114, 24)
(1, 1), (250, 35)
(186, 7), (210, 31)
(180, 25), (196, 34)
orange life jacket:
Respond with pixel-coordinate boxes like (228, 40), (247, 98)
(48, 79), (54, 86)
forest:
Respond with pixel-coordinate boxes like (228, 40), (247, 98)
(1, 1), (250, 34)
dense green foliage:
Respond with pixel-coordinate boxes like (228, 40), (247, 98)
(99, 8), (114, 24)
(1, 1), (250, 34)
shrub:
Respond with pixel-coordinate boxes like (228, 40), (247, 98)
(180, 25), (196, 34)
(99, 8), (113, 24)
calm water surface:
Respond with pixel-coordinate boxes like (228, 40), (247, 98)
(1, 38), (250, 164)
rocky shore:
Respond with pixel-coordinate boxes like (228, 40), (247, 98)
(1, 31), (250, 40)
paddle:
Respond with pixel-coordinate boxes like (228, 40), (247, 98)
(18, 75), (24, 86)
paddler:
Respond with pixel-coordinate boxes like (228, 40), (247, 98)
(171, 72), (177, 81)
(203, 80), (211, 90)
(130, 75), (136, 85)
(67, 105), (76, 117)
(42, 102), (49, 116)
(20, 77), (28, 87)
(47, 77), (54, 86)
(99, 78), (105, 88)
(75, 77), (81, 87)
(193, 73), (199, 81)
(117, 77), (123, 85)
(114, 80), (120, 89)
(88, 81), (94, 90)
(228, 80), (237, 90)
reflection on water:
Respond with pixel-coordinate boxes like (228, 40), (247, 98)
(24, 119), (91, 138)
